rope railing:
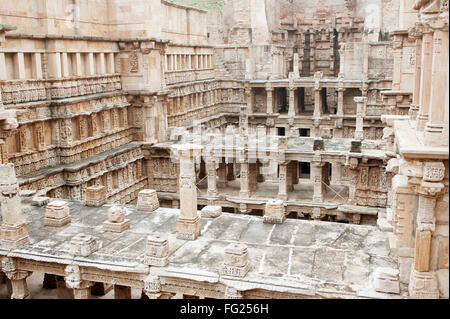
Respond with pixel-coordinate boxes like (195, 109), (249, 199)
(321, 180), (346, 201)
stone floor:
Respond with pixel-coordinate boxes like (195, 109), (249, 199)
(0, 199), (404, 299)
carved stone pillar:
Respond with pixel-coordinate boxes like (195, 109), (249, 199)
(206, 158), (218, 197)
(410, 30), (422, 121)
(65, 264), (93, 299)
(424, 29), (449, 146)
(354, 97), (367, 141)
(1, 257), (32, 299)
(143, 275), (161, 299)
(266, 85), (274, 114)
(72, 282), (93, 299)
(6, 271), (32, 299)
(171, 144), (203, 240)
(409, 161), (445, 299)
(288, 87), (296, 117)
(239, 161), (250, 198)
(337, 88), (345, 117)
(347, 158), (359, 205)
(416, 30), (434, 131)
(311, 161), (325, 203)
(278, 162), (288, 201)
(0, 164), (29, 249)
(245, 86), (253, 115)
(293, 53), (300, 78)
(314, 89), (322, 118)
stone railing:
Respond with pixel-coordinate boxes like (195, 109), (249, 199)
(46, 74), (121, 100)
(0, 79), (47, 104)
(165, 69), (214, 86)
(0, 74), (122, 105)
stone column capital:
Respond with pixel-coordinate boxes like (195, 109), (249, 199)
(417, 181), (445, 197)
(354, 96), (368, 104)
(4, 270), (32, 281)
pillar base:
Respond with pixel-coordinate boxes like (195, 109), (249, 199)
(424, 124), (447, 147)
(176, 216), (201, 240)
(0, 223), (29, 249)
(263, 216), (286, 224)
(409, 269), (439, 299)
(143, 255), (169, 267)
(220, 262), (250, 278)
(102, 219), (130, 233)
(43, 216), (71, 227)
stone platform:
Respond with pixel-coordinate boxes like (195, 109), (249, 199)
(0, 199), (403, 299)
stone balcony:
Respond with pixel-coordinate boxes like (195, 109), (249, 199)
(0, 74), (122, 105)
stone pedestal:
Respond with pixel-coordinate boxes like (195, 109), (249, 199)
(264, 199), (285, 224)
(143, 234), (169, 266)
(137, 189), (159, 212)
(201, 206), (222, 218)
(0, 223), (29, 249)
(85, 185), (107, 207)
(171, 144), (203, 241)
(44, 200), (71, 227)
(69, 234), (99, 257)
(220, 243), (250, 277)
(374, 267), (400, 294)
(103, 205), (130, 233)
